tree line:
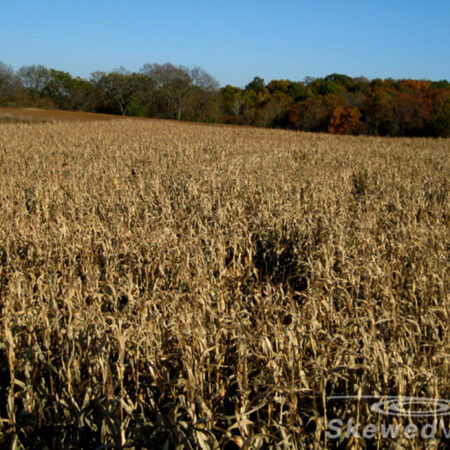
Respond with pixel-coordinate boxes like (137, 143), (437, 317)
(1, 61), (449, 137)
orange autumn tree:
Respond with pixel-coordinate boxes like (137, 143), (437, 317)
(328, 105), (362, 134)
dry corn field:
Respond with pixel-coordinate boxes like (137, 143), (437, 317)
(0, 119), (449, 449)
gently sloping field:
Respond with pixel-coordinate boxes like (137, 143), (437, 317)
(0, 120), (448, 448)
(0, 107), (122, 123)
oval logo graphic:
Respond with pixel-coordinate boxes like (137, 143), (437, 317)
(370, 397), (450, 418)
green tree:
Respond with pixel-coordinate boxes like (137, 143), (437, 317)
(219, 85), (244, 122)
(361, 84), (398, 136)
(267, 79), (308, 101)
(257, 91), (292, 127)
(245, 76), (265, 94)
(428, 87), (450, 137)
(0, 61), (20, 103)
(91, 68), (136, 116)
(17, 65), (51, 100)
(43, 69), (77, 109)
(141, 63), (218, 120)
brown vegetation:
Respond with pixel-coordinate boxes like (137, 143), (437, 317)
(0, 106), (121, 123)
(0, 119), (448, 448)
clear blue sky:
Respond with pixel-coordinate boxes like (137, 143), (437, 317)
(1, 0), (449, 87)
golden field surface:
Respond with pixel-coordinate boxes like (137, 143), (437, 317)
(0, 119), (448, 448)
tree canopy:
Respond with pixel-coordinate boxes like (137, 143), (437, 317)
(1, 60), (448, 137)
